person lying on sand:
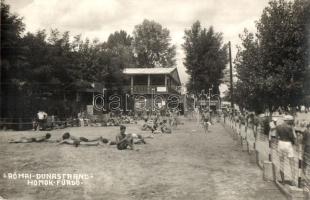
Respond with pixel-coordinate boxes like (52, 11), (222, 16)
(127, 133), (147, 144)
(9, 133), (51, 143)
(57, 132), (105, 147)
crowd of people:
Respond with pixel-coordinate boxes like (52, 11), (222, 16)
(32, 110), (137, 131)
(9, 125), (150, 150)
(224, 108), (310, 186)
(32, 108), (184, 131)
(12, 109), (182, 151)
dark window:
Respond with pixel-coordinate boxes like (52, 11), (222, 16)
(134, 75), (148, 85)
(150, 75), (165, 85)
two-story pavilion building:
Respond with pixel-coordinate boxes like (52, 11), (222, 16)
(123, 67), (181, 112)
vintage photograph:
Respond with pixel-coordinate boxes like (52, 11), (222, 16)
(1, 0), (310, 199)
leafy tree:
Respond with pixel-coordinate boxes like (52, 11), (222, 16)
(104, 30), (135, 90)
(107, 30), (132, 49)
(183, 21), (228, 95)
(70, 37), (106, 88)
(1, 1), (25, 75)
(21, 30), (50, 90)
(1, 1), (25, 118)
(69, 30), (134, 92)
(1, 1), (138, 120)
(132, 19), (176, 68)
(106, 30), (135, 69)
(257, 0), (309, 108)
(234, 30), (265, 113)
(295, 0), (310, 105)
(235, 0), (310, 113)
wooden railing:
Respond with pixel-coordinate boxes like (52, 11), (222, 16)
(124, 85), (180, 94)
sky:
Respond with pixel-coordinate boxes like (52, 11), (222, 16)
(6, 0), (271, 89)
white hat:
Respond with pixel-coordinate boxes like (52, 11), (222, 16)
(283, 115), (294, 121)
(259, 114), (265, 117)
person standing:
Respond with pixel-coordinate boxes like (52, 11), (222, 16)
(195, 107), (200, 127)
(37, 110), (47, 130)
(269, 118), (277, 141)
(302, 124), (310, 176)
(202, 112), (211, 133)
(276, 115), (296, 185)
(223, 110), (227, 124)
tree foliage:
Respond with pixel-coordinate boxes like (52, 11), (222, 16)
(183, 21), (228, 95)
(1, 1), (26, 118)
(0, 1), (137, 119)
(132, 19), (176, 68)
(234, 30), (264, 113)
(1, 1), (25, 72)
(2, 0), (181, 120)
(235, 0), (310, 113)
(104, 30), (135, 89)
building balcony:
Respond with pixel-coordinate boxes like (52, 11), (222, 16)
(124, 85), (180, 95)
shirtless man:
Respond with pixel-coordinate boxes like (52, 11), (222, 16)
(9, 133), (51, 143)
(57, 132), (103, 147)
(116, 125), (134, 150)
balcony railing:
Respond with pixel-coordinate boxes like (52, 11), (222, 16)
(133, 85), (149, 94)
(124, 85), (180, 94)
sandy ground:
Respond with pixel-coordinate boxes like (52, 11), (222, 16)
(0, 118), (286, 200)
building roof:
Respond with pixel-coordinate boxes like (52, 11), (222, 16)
(123, 67), (181, 85)
(123, 67), (176, 75)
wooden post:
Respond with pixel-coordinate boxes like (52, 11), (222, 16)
(130, 76), (134, 94)
(267, 126), (273, 162)
(298, 143), (302, 188)
(229, 41), (234, 109)
(92, 92), (94, 106)
(147, 74), (150, 93)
